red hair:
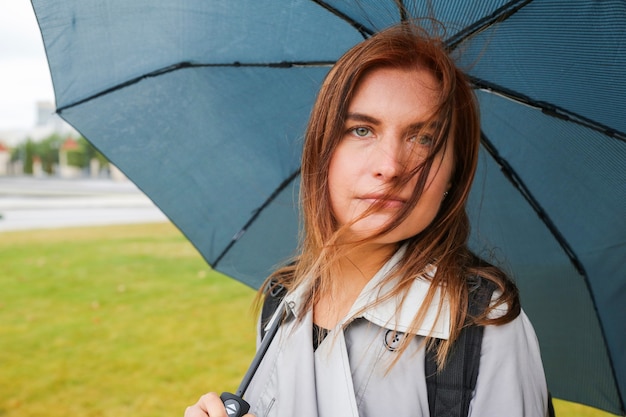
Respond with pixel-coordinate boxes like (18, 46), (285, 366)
(261, 22), (520, 367)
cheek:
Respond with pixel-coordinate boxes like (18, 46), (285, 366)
(327, 146), (366, 227)
(327, 155), (345, 221)
(327, 147), (352, 198)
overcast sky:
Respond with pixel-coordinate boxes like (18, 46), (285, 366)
(0, 1), (54, 131)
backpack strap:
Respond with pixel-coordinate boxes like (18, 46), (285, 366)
(260, 279), (287, 340)
(425, 278), (497, 417)
(259, 276), (505, 417)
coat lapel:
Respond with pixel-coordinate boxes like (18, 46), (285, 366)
(248, 245), (451, 417)
(247, 295), (320, 417)
(272, 308), (320, 417)
(314, 326), (361, 417)
(348, 247), (451, 340)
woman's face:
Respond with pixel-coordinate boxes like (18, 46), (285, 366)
(328, 66), (454, 245)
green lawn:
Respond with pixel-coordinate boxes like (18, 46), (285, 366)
(0, 223), (256, 416)
(0, 223), (617, 416)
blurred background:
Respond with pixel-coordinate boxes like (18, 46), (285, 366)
(0, 2), (167, 231)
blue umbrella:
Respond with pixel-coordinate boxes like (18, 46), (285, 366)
(31, 0), (625, 414)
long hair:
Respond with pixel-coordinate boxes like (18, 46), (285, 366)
(259, 22), (520, 367)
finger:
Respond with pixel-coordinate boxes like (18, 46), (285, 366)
(185, 392), (228, 417)
(184, 404), (207, 417)
(203, 392), (229, 417)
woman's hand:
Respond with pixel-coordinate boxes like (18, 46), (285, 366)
(184, 392), (255, 417)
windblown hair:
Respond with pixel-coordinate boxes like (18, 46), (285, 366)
(258, 22), (520, 367)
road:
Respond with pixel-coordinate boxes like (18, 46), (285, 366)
(0, 176), (168, 232)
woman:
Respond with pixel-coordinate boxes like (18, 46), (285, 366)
(186, 22), (548, 417)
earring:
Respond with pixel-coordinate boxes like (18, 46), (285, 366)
(443, 191), (449, 199)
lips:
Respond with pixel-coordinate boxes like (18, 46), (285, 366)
(359, 194), (406, 209)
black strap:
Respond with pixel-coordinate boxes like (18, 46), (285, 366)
(425, 278), (497, 417)
(260, 279), (287, 340)
(260, 277), (505, 417)
(261, 278), (554, 417)
(548, 392), (556, 417)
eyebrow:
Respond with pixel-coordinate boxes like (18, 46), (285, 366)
(345, 112), (442, 132)
(345, 112), (381, 125)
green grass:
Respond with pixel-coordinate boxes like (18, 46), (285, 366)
(0, 223), (256, 417)
(0, 223), (618, 416)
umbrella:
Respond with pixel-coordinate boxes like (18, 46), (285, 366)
(31, 0), (625, 414)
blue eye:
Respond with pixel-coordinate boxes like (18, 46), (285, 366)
(352, 127), (372, 137)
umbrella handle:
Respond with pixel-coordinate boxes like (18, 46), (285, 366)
(220, 392), (250, 417)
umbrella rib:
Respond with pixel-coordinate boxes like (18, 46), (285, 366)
(310, 0), (375, 38)
(472, 77), (626, 142)
(55, 61), (335, 114)
(479, 132), (587, 277)
(212, 169), (301, 269)
(485, 129), (626, 413)
(445, 0), (534, 50)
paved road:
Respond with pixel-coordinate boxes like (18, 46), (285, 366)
(0, 177), (168, 232)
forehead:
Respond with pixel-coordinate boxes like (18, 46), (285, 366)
(348, 66), (441, 124)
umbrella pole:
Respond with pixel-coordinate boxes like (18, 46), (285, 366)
(220, 303), (289, 416)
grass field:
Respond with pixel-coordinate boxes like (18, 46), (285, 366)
(1, 223), (256, 416)
(0, 222), (617, 416)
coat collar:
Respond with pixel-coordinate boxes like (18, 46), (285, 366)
(282, 245), (451, 340)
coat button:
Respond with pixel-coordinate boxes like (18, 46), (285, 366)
(384, 329), (406, 351)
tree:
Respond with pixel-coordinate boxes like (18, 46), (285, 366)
(21, 139), (36, 174)
(34, 134), (62, 174)
(11, 134), (110, 177)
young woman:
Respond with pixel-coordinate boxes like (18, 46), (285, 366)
(186, 23), (548, 417)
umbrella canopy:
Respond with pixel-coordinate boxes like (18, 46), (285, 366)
(32, 0), (625, 414)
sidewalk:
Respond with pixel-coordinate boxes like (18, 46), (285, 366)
(0, 177), (168, 232)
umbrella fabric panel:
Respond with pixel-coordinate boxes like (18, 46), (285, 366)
(477, 90), (626, 278)
(33, 0), (363, 109)
(58, 65), (328, 266)
(476, 90), (626, 413)
(468, 146), (621, 414)
(216, 179), (301, 290)
(318, 0), (518, 36)
(458, 0), (626, 137)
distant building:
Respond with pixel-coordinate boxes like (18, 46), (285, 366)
(36, 101), (55, 126)
(32, 155), (44, 177)
(58, 137), (82, 178)
(0, 102), (128, 181)
(36, 101), (67, 132)
(0, 101), (76, 146)
(0, 142), (10, 175)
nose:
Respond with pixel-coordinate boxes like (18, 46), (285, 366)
(372, 137), (402, 180)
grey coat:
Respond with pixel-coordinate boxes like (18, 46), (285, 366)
(245, 250), (548, 417)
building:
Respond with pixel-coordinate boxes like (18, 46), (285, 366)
(58, 137), (82, 178)
(0, 101), (76, 147)
(0, 142), (10, 175)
